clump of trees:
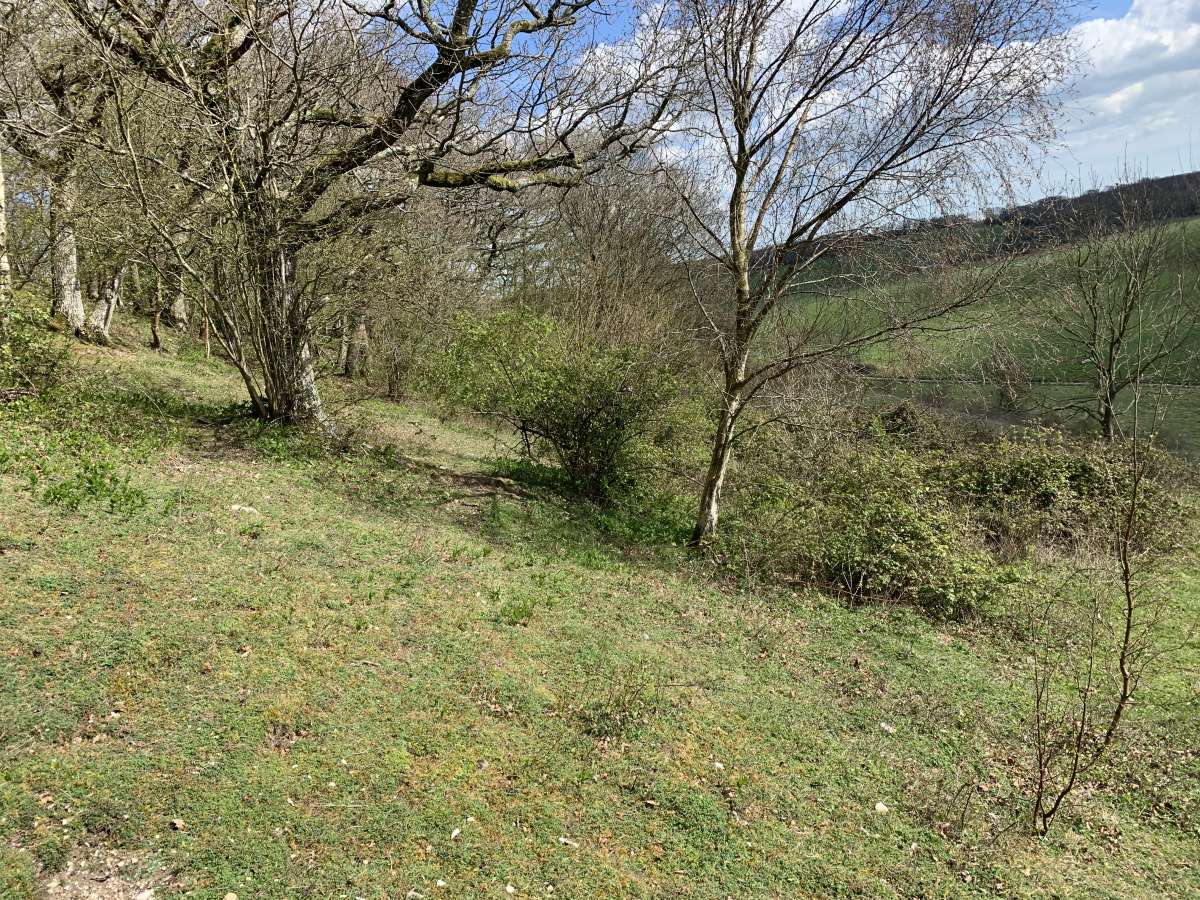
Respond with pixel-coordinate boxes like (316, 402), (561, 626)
(2, 0), (1079, 540)
(1, 0), (1195, 847)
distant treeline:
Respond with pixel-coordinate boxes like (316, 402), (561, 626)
(982, 171), (1200, 234)
(756, 171), (1200, 279)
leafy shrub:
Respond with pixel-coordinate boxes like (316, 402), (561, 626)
(942, 430), (1185, 557)
(0, 291), (70, 400)
(724, 446), (999, 617)
(432, 308), (679, 503)
(720, 413), (1189, 619)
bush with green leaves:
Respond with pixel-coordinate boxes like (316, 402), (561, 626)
(719, 411), (1189, 619)
(724, 444), (999, 618)
(432, 308), (680, 503)
(940, 430), (1185, 557)
(1, 291), (70, 400)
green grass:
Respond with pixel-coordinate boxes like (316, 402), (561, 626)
(1, 325), (1198, 897)
(776, 216), (1200, 454)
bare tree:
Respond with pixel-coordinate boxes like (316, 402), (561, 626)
(0, 144), (11, 306)
(1042, 191), (1199, 441)
(59, 0), (692, 426)
(0, 0), (118, 337)
(1026, 400), (1183, 835)
(659, 0), (1074, 544)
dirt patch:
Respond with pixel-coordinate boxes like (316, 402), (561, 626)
(40, 847), (171, 900)
(429, 468), (529, 499)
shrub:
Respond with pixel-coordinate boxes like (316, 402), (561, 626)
(942, 430), (1186, 556)
(724, 447), (998, 617)
(40, 458), (148, 515)
(719, 414), (1189, 619)
(0, 291), (70, 400)
(432, 308), (679, 503)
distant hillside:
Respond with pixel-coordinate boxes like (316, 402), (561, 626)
(752, 170), (1200, 274)
(986, 170), (1200, 233)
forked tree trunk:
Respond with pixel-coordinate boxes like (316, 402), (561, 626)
(85, 265), (124, 344)
(252, 243), (327, 427)
(49, 171), (85, 334)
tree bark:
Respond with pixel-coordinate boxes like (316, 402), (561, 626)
(690, 382), (744, 546)
(85, 265), (124, 344)
(49, 171), (85, 334)
(0, 148), (12, 308)
(345, 310), (369, 378)
(1100, 389), (1118, 442)
(251, 243), (328, 426)
(336, 311), (350, 373)
(149, 273), (163, 350)
(162, 268), (188, 328)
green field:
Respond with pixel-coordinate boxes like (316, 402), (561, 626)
(779, 217), (1200, 454)
(1, 323), (1198, 898)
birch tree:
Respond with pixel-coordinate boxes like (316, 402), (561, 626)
(0, 145), (11, 306)
(664, 0), (1075, 544)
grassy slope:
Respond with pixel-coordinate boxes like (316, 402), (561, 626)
(782, 217), (1200, 453)
(1, 328), (1198, 899)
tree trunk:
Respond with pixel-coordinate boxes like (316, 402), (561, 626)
(163, 269), (188, 328)
(149, 273), (163, 350)
(1100, 390), (1118, 442)
(252, 244), (327, 427)
(336, 311), (350, 373)
(85, 265), (124, 344)
(345, 310), (369, 378)
(690, 387), (743, 546)
(49, 171), (85, 334)
(150, 308), (162, 350)
(0, 147), (12, 308)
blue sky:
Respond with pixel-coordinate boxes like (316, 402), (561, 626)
(1089, 0), (1133, 18)
(1037, 0), (1200, 195)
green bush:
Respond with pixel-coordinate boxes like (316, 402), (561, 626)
(719, 414), (1189, 619)
(942, 430), (1184, 556)
(432, 308), (679, 503)
(0, 291), (70, 399)
(724, 446), (999, 618)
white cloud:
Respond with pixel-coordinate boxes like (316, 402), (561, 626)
(1039, 0), (1200, 189)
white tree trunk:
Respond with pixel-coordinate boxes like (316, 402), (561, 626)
(86, 265), (124, 344)
(0, 148), (12, 306)
(49, 171), (85, 334)
(168, 288), (188, 329)
(690, 394), (740, 545)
